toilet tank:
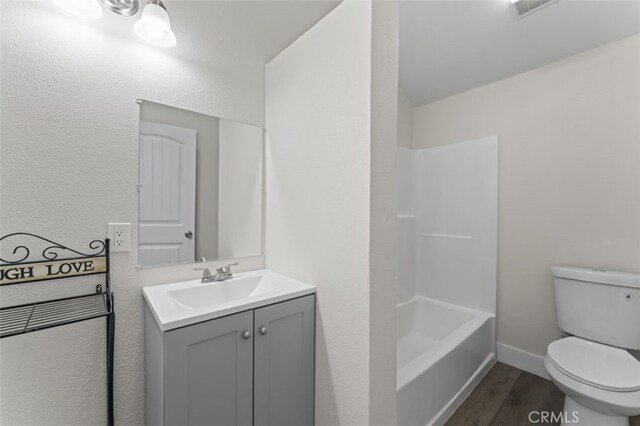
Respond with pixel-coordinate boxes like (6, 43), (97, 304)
(552, 266), (640, 350)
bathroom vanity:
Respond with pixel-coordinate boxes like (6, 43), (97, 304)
(143, 270), (316, 426)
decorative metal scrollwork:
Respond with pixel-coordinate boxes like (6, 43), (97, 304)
(0, 233), (106, 264)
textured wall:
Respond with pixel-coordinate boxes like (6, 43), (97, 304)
(266, 1), (399, 423)
(0, 2), (265, 425)
(266, 2), (373, 424)
(412, 33), (640, 357)
(368, 1), (399, 424)
(369, 0), (399, 426)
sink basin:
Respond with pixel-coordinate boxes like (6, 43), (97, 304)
(143, 269), (315, 331)
(168, 276), (264, 310)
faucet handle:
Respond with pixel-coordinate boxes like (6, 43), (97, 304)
(194, 267), (213, 279)
(223, 262), (239, 274)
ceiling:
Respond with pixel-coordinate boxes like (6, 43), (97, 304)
(92, 0), (340, 65)
(400, 0), (640, 106)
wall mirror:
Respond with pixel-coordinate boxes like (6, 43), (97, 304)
(138, 100), (264, 269)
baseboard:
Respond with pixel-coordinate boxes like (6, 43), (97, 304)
(497, 342), (550, 380)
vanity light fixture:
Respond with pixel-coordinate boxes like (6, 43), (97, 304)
(52, 0), (139, 18)
(99, 0), (139, 16)
(133, 0), (177, 48)
(50, 0), (176, 48)
(51, 0), (103, 19)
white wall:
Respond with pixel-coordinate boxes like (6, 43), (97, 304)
(412, 33), (640, 357)
(0, 2), (265, 425)
(265, 0), (398, 424)
(218, 119), (263, 259)
(368, 1), (399, 422)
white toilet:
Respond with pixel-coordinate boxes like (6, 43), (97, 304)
(545, 266), (640, 426)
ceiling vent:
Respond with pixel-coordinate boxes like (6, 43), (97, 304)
(512, 0), (558, 18)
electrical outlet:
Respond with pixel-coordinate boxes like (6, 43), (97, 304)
(107, 223), (131, 252)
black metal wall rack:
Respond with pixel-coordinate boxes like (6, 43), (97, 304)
(0, 233), (115, 426)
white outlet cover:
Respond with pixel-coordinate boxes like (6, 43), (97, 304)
(107, 223), (131, 252)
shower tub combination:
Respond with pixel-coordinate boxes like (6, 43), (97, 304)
(397, 296), (495, 426)
(396, 138), (498, 426)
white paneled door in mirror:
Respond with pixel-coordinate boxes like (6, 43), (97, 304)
(138, 101), (264, 269)
(139, 121), (197, 267)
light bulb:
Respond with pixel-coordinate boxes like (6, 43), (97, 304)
(145, 21), (165, 39)
(133, 1), (176, 48)
(51, 0), (103, 19)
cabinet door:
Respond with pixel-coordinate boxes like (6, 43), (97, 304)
(254, 295), (315, 426)
(165, 311), (253, 426)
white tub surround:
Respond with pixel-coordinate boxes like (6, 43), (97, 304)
(397, 147), (417, 304)
(397, 137), (498, 426)
(397, 296), (495, 426)
(414, 137), (498, 313)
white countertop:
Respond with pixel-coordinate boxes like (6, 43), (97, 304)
(143, 269), (315, 331)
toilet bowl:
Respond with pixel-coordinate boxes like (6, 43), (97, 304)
(546, 267), (640, 426)
(545, 337), (640, 425)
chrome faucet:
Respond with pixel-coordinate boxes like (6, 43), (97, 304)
(194, 262), (239, 283)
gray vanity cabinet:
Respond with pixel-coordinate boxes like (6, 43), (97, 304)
(165, 310), (254, 426)
(145, 294), (315, 426)
(254, 295), (315, 426)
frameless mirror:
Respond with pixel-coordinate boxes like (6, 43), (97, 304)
(138, 100), (264, 268)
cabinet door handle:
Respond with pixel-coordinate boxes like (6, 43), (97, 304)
(241, 330), (251, 340)
(259, 326), (268, 335)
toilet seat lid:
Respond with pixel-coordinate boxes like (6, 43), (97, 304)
(548, 337), (640, 392)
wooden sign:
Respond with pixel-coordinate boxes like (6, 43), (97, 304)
(0, 256), (107, 285)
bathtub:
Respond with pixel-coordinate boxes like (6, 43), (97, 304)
(397, 296), (496, 426)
